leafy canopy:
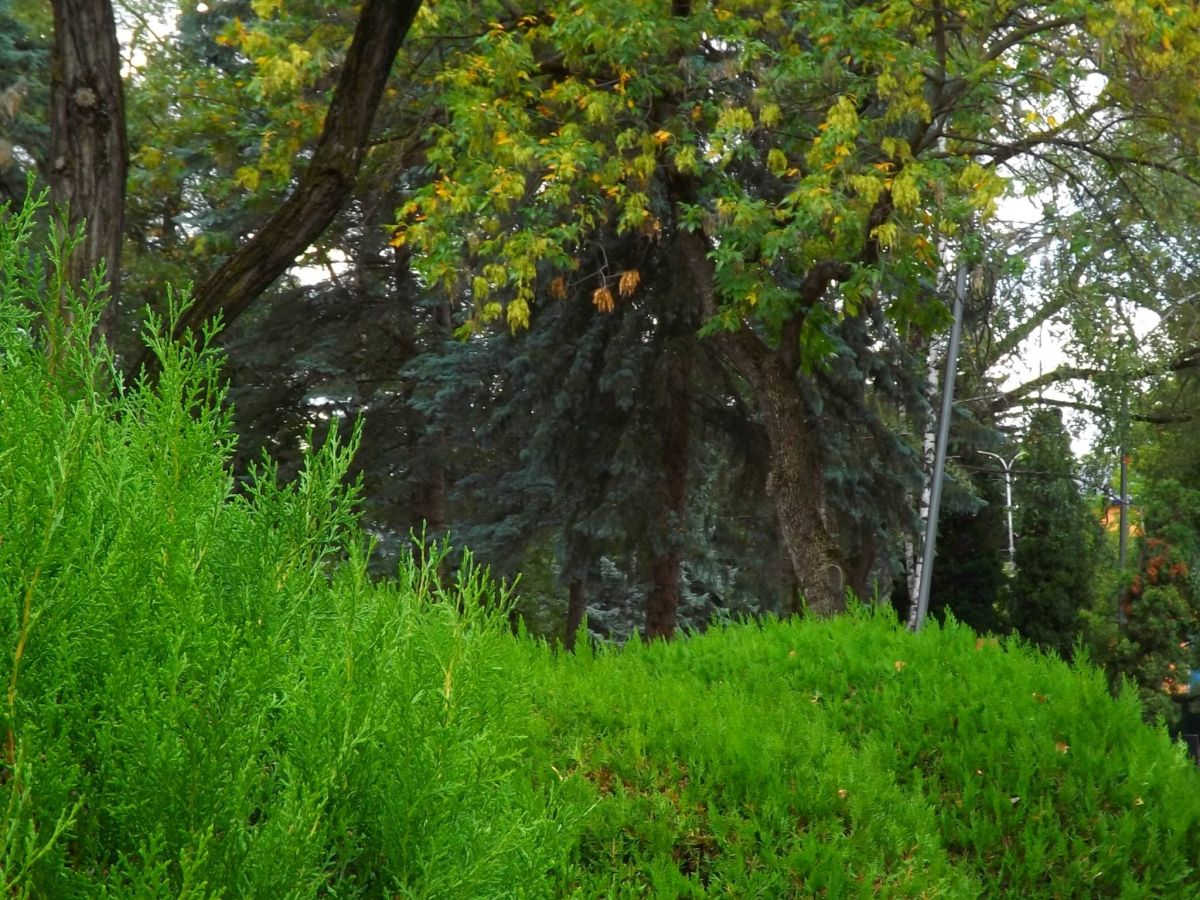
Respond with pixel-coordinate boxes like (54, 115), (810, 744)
(395, 0), (1200, 351)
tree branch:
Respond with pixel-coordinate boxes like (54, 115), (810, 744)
(154, 0), (423, 363)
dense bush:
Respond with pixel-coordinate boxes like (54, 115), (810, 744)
(531, 613), (1200, 896)
(0, 196), (571, 896)
(3, 195), (1200, 896)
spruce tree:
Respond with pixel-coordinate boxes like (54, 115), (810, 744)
(1008, 409), (1098, 658)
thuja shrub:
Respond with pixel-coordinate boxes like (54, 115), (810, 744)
(528, 612), (1200, 896)
(0, 194), (571, 897)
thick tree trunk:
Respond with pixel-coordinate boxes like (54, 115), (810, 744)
(747, 347), (845, 616)
(165, 0), (423, 350)
(675, 228), (845, 616)
(564, 579), (587, 651)
(645, 349), (691, 639)
(49, 0), (127, 339)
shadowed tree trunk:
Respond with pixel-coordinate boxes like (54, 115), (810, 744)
(645, 347), (692, 639)
(675, 226), (845, 617)
(49, 0), (126, 339)
(564, 579), (587, 651)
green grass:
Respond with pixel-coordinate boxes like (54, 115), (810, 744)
(3, 190), (1200, 897)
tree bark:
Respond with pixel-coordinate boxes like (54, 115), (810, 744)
(564, 579), (587, 651)
(644, 348), (691, 639)
(675, 227), (845, 616)
(165, 0), (423, 350)
(49, 0), (127, 338)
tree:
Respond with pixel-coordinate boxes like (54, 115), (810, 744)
(42, 0), (424, 361)
(0, 0), (49, 204)
(396, 0), (1200, 616)
(49, 0), (126, 335)
(1008, 408), (1098, 658)
(1082, 371), (1200, 722)
(165, 0), (424, 351)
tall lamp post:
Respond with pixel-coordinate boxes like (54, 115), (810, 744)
(979, 450), (1024, 574)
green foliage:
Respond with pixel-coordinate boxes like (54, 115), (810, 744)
(535, 609), (1200, 896)
(5, 190), (1200, 896)
(1008, 410), (1100, 659)
(0, 193), (568, 896)
(1084, 473), (1200, 724)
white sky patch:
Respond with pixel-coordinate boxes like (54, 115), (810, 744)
(291, 246), (353, 286)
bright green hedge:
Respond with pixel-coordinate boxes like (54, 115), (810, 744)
(0, 195), (572, 897)
(3, 192), (1200, 897)
(528, 612), (1200, 897)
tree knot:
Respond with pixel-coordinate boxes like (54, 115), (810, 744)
(73, 87), (98, 109)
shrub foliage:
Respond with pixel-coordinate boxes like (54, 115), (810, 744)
(2, 193), (1200, 896)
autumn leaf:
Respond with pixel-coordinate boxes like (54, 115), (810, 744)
(618, 269), (640, 297)
(592, 285), (615, 312)
(549, 276), (568, 300)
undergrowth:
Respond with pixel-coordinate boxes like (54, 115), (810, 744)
(2, 190), (1199, 897)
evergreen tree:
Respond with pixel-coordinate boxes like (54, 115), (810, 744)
(1008, 409), (1098, 658)
(0, 0), (49, 202)
(928, 458), (1009, 635)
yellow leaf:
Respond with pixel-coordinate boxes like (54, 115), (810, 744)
(234, 165), (260, 191)
(507, 296), (530, 330)
(592, 285), (615, 313)
(618, 269), (640, 297)
(388, 228), (407, 248)
(653, 129), (673, 145)
(767, 147), (788, 177)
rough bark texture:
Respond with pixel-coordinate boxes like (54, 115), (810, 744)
(675, 227), (845, 617)
(644, 349), (691, 640)
(49, 0), (127, 338)
(168, 0), (423, 347)
(564, 579), (587, 652)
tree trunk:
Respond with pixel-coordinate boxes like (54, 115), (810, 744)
(747, 347), (845, 616)
(564, 579), (587, 651)
(675, 227), (845, 616)
(49, 0), (127, 339)
(645, 349), (691, 640)
(163, 0), (423, 352)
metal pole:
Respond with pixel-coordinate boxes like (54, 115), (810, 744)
(910, 263), (966, 632)
(1117, 452), (1130, 627)
(979, 450), (1024, 571)
(1118, 453), (1129, 570)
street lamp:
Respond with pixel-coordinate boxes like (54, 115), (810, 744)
(979, 450), (1024, 573)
